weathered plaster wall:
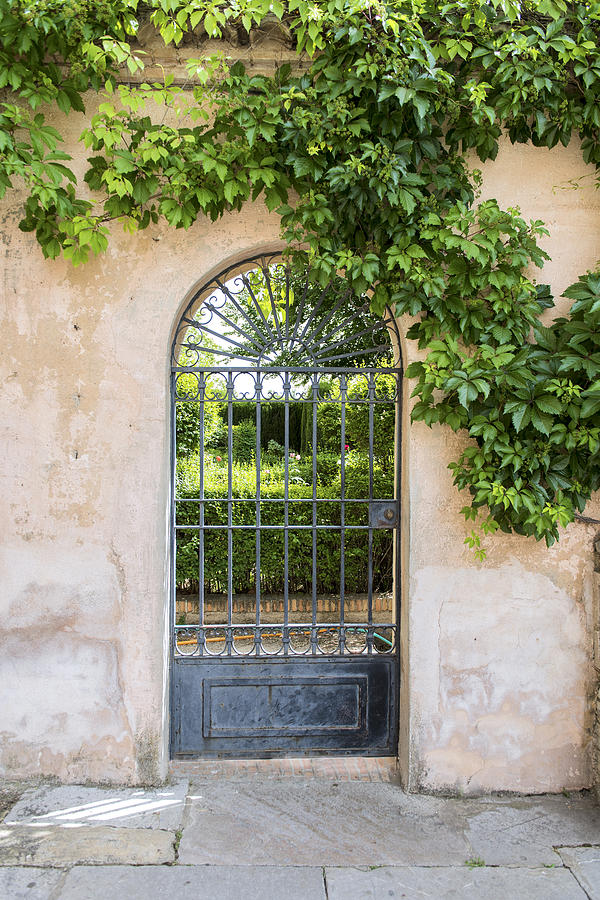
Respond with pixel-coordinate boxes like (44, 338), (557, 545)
(593, 538), (600, 800)
(402, 137), (600, 794)
(1, 104), (599, 791)
(0, 96), (287, 781)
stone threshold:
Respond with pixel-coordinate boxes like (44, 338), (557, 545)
(170, 755), (400, 781)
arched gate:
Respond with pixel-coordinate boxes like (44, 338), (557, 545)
(170, 254), (402, 757)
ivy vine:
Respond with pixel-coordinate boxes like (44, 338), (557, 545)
(3, 0), (600, 550)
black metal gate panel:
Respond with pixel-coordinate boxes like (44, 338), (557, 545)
(170, 254), (402, 758)
(172, 658), (396, 757)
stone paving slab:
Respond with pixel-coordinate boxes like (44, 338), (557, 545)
(178, 780), (600, 869)
(56, 865), (326, 899)
(325, 865), (587, 899)
(462, 795), (600, 866)
(0, 825), (175, 867)
(0, 866), (65, 899)
(5, 782), (188, 831)
(178, 781), (471, 866)
(559, 846), (600, 900)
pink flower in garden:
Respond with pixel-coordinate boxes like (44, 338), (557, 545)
(344, 444), (349, 451)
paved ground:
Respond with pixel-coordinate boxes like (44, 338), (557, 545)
(0, 758), (599, 898)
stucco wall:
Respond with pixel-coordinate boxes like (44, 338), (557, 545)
(401, 138), (600, 794)
(1, 105), (599, 790)
(593, 539), (600, 801)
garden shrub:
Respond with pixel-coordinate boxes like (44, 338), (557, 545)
(176, 450), (394, 595)
(203, 419), (227, 450)
(230, 401), (303, 452)
(175, 374), (228, 454)
(232, 418), (257, 462)
(267, 439), (284, 456)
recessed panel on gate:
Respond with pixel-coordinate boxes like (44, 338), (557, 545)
(204, 676), (366, 736)
(170, 254), (401, 758)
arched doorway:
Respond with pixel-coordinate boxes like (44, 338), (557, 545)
(170, 253), (402, 757)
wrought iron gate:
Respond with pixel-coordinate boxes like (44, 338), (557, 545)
(170, 254), (402, 757)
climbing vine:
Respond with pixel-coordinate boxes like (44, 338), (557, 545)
(3, 0), (600, 548)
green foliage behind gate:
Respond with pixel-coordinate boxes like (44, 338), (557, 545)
(176, 452), (394, 595)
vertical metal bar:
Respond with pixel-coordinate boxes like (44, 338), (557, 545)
(227, 371), (234, 655)
(255, 371), (262, 655)
(199, 373), (205, 636)
(283, 372), (290, 655)
(367, 371), (375, 653)
(394, 368), (403, 655)
(170, 374), (177, 662)
(340, 373), (346, 653)
(311, 372), (318, 654)
(169, 373), (178, 754)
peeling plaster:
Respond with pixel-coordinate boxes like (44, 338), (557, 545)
(410, 564), (592, 794)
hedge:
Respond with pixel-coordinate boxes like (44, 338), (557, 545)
(176, 451), (394, 595)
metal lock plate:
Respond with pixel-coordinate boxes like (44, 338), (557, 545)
(369, 500), (399, 528)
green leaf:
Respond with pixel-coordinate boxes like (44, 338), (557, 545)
(395, 87), (414, 105)
(580, 396), (600, 419)
(204, 12), (217, 35)
(535, 396), (562, 415)
(531, 409), (553, 435)
(511, 406), (531, 432)
(413, 96), (429, 121)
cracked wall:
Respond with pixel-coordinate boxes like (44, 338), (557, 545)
(0, 100), (599, 791)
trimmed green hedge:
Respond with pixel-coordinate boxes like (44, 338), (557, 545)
(176, 452), (394, 595)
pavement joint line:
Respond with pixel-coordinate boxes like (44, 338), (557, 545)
(202, 862), (569, 868)
(555, 844), (600, 849)
(0, 863), (595, 869)
(13, 863), (592, 870)
(29, 862), (578, 869)
(562, 864), (595, 900)
(321, 865), (329, 900)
